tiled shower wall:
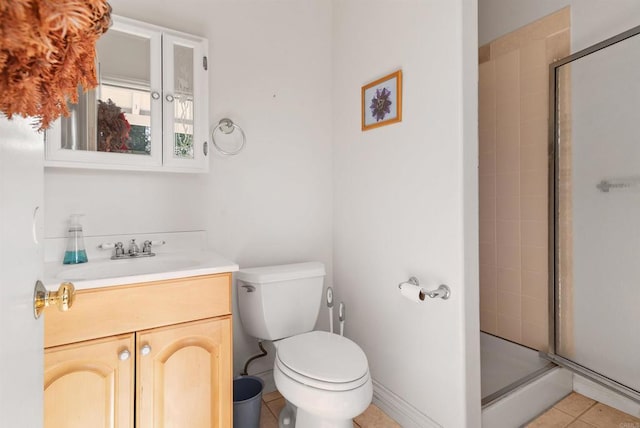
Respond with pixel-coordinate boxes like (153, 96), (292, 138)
(478, 8), (570, 351)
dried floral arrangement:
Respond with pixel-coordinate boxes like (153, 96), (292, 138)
(97, 99), (130, 153)
(0, 0), (112, 130)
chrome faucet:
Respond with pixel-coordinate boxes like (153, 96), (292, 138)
(100, 239), (164, 260)
(142, 240), (165, 255)
(114, 242), (125, 257)
(128, 239), (140, 256)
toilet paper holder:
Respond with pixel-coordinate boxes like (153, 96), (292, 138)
(398, 277), (451, 300)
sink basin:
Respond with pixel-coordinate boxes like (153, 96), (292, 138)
(45, 251), (239, 290)
(56, 256), (199, 281)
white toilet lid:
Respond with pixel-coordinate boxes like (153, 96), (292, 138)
(276, 331), (369, 384)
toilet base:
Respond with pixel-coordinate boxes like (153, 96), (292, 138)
(278, 400), (354, 428)
(278, 401), (296, 427)
(294, 407), (354, 428)
(274, 365), (372, 428)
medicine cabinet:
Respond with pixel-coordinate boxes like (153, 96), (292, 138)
(45, 15), (209, 173)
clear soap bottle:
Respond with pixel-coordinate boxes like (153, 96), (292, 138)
(63, 214), (88, 264)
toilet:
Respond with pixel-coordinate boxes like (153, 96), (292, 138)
(237, 262), (372, 428)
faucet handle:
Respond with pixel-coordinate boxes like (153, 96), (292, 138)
(142, 240), (165, 253)
(102, 242), (125, 257)
(128, 239), (140, 255)
(114, 242), (124, 256)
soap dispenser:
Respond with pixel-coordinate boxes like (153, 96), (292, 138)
(63, 214), (88, 264)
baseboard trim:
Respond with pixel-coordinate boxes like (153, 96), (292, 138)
(372, 379), (441, 428)
(573, 374), (640, 418)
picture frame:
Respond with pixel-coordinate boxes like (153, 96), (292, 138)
(361, 70), (402, 131)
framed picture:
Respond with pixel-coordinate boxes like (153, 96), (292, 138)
(361, 70), (402, 131)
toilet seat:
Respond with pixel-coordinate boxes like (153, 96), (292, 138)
(275, 331), (370, 392)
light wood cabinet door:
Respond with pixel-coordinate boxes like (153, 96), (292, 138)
(136, 316), (232, 428)
(44, 334), (135, 428)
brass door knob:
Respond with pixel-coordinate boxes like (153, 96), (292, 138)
(33, 280), (76, 319)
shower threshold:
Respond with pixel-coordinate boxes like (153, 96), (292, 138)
(481, 332), (556, 407)
(482, 361), (557, 407)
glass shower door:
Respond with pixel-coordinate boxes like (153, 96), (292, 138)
(552, 25), (640, 399)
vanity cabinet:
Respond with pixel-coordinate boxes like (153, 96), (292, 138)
(44, 334), (135, 428)
(137, 318), (231, 428)
(44, 273), (232, 428)
(45, 15), (209, 173)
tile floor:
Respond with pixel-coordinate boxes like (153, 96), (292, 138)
(527, 392), (640, 428)
(260, 390), (640, 428)
(259, 390), (400, 428)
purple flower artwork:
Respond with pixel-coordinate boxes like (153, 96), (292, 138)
(362, 70), (402, 131)
(369, 87), (393, 122)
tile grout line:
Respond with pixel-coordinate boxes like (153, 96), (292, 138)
(265, 399), (278, 421)
(553, 407), (578, 426)
(573, 401), (598, 421)
(554, 398), (598, 419)
(268, 406), (278, 421)
(549, 397), (604, 427)
(552, 398), (598, 426)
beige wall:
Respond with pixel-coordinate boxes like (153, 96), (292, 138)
(478, 8), (570, 351)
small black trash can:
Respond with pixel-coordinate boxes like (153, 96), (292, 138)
(233, 376), (264, 428)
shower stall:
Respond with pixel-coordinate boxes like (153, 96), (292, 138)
(479, 8), (640, 419)
(478, 7), (570, 409)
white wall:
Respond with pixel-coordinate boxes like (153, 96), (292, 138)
(332, 1), (479, 426)
(69, 0), (334, 376)
(479, 0), (640, 51)
(43, 0), (216, 239)
(44, 2), (480, 423)
(44, 169), (207, 238)
(204, 0), (334, 376)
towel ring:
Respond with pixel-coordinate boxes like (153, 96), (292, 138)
(211, 118), (246, 156)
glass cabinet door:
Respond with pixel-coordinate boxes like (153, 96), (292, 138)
(161, 34), (209, 171)
(95, 24), (163, 162)
(46, 17), (163, 169)
(45, 15), (209, 173)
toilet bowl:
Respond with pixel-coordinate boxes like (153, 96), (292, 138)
(236, 262), (373, 427)
(273, 331), (373, 427)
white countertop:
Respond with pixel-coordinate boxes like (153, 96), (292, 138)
(44, 251), (238, 291)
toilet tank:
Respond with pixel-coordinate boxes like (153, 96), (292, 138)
(237, 262), (325, 341)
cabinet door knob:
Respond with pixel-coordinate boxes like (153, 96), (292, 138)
(140, 344), (152, 356)
(151, 91), (161, 100)
(165, 94), (174, 103)
(119, 349), (131, 361)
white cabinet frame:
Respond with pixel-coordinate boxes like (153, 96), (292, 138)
(45, 15), (209, 173)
